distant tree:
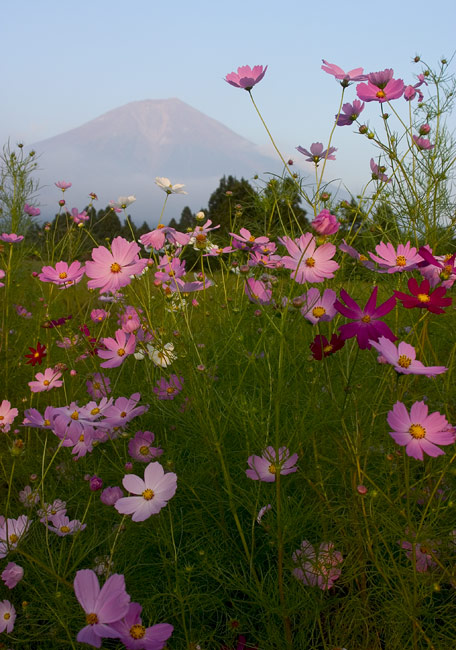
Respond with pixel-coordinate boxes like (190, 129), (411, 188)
(120, 215), (138, 240)
(167, 217), (178, 229)
(259, 177), (308, 238)
(136, 221), (152, 238)
(206, 175), (256, 238)
(176, 206), (195, 232)
(91, 206), (123, 242)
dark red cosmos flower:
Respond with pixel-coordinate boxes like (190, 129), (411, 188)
(25, 341), (47, 366)
(41, 315), (73, 329)
(394, 278), (452, 314)
(310, 333), (345, 360)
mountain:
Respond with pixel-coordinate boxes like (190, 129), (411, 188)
(29, 99), (281, 225)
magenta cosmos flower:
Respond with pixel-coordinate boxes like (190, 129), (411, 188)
(321, 60), (367, 86)
(387, 401), (455, 460)
(110, 602), (173, 650)
(279, 232), (339, 284)
(296, 142), (337, 164)
(225, 65), (267, 90)
(336, 99), (365, 126)
(39, 260), (85, 288)
(335, 286), (396, 349)
(74, 569), (130, 647)
(394, 277), (451, 314)
(153, 375), (184, 400)
(369, 337), (447, 377)
(115, 461), (177, 522)
(356, 69), (404, 102)
(24, 203), (40, 217)
(98, 330), (136, 368)
(0, 600), (16, 633)
(1, 562), (24, 589)
(292, 541), (343, 590)
(28, 367), (63, 393)
(85, 237), (147, 294)
(368, 241), (421, 273)
(246, 446), (298, 482)
(310, 333), (345, 360)
(0, 233), (24, 243)
(128, 431), (163, 463)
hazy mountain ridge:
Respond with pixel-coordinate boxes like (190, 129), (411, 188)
(29, 99), (281, 224)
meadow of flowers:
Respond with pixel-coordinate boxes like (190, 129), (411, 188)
(1, 56), (456, 650)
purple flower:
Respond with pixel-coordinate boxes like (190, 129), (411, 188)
(296, 142), (337, 164)
(246, 446), (298, 482)
(300, 288), (337, 325)
(334, 286), (397, 349)
(1, 562), (24, 589)
(370, 159), (391, 183)
(24, 203), (40, 217)
(336, 100), (365, 126)
(128, 431), (163, 463)
(100, 487), (124, 506)
(370, 338), (448, 377)
(225, 65), (268, 90)
(74, 569), (131, 647)
(292, 541), (343, 590)
(110, 601), (173, 649)
(153, 375), (184, 400)
(44, 514), (86, 537)
(90, 476), (103, 491)
(0, 233), (24, 243)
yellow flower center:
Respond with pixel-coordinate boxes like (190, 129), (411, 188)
(396, 255), (407, 266)
(361, 314), (371, 323)
(359, 254), (368, 261)
(417, 293), (430, 303)
(166, 386), (176, 393)
(0, 416), (3, 420)
(60, 525), (71, 533)
(139, 445), (150, 456)
(110, 262), (121, 273)
(43, 380), (50, 386)
(3, 612), (10, 620)
(157, 224), (165, 229)
(323, 344), (333, 353)
(91, 408), (100, 415)
(59, 271), (68, 279)
(9, 534), (18, 544)
(312, 306), (326, 318)
(398, 355), (412, 368)
(305, 257), (316, 267)
(409, 424), (426, 439)
(196, 233), (207, 242)
(130, 624), (146, 640)
(248, 236), (255, 242)
(444, 254), (452, 261)
(142, 489), (154, 500)
(117, 348), (126, 356)
(86, 613), (99, 625)
(376, 90), (386, 98)
(79, 434), (84, 442)
(93, 382), (100, 389)
(71, 411), (79, 420)
(44, 419), (50, 426)
(120, 411), (127, 418)
(268, 464), (277, 474)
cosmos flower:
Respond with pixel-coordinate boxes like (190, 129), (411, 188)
(0, 233), (24, 243)
(369, 337), (447, 377)
(28, 367), (63, 393)
(55, 180), (72, 191)
(336, 99), (365, 126)
(370, 159), (391, 183)
(310, 209), (339, 235)
(225, 65), (268, 90)
(74, 569), (130, 647)
(368, 241), (421, 272)
(24, 203), (40, 216)
(0, 400), (18, 433)
(309, 333), (345, 360)
(85, 237), (147, 294)
(128, 431), (163, 463)
(44, 513), (86, 537)
(110, 601), (173, 650)
(39, 260), (85, 288)
(115, 461), (177, 522)
(70, 208), (90, 224)
(0, 600), (16, 633)
(292, 541), (343, 590)
(246, 447), (298, 482)
(279, 232), (339, 283)
(154, 177), (187, 195)
(412, 135), (434, 150)
(153, 375), (184, 400)
(300, 288), (337, 325)
(0, 515), (31, 558)
(321, 60), (367, 86)
(86, 373), (111, 399)
(111, 196), (136, 209)
(100, 487), (124, 506)
(334, 286), (396, 349)
(98, 330), (136, 369)
(356, 69), (404, 102)
(139, 225), (190, 250)
(244, 278), (273, 305)
(1, 562), (24, 589)
(394, 278), (451, 314)
(296, 142), (337, 164)
(387, 401), (455, 460)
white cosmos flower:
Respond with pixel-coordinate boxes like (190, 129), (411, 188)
(112, 195), (136, 209)
(155, 177), (187, 195)
(147, 342), (177, 367)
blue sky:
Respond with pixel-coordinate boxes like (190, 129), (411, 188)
(2, 0), (455, 195)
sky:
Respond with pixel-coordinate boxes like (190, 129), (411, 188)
(2, 0), (456, 201)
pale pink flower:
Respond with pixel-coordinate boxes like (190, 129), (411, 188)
(368, 241), (421, 272)
(225, 65), (268, 90)
(28, 367), (63, 393)
(128, 431), (163, 463)
(296, 142), (337, 164)
(154, 177), (187, 195)
(115, 461), (177, 522)
(18, 485), (39, 507)
(85, 237), (147, 294)
(140, 225), (190, 250)
(91, 308), (109, 323)
(370, 159), (391, 183)
(245, 278), (273, 305)
(279, 232), (339, 283)
(98, 330), (136, 368)
(86, 373), (111, 399)
(0, 600), (16, 633)
(44, 513), (86, 536)
(39, 260), (85, 287)
(292, 541), (343, 590)
(24, 203), (40, 216)
(0, 515), (31, 558)
(70, 208), (89, 224)
(55, 180), (72, 190)
(0, 400), (18, 432)
(246, 446), (298, 482)
(401, 539), (438, 572)
(300, 288), (337, 324)
(100, 487), (124, 506)
(321, 60), (367, 86)
(1, 562), (23, 589)
(369, 337), (447, 377)
(413, 135), (435, 150)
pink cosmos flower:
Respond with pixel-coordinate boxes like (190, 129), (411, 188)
(28, 367), (63, 393)
(387, 401), (455, 460)
(98, 330), (136, 368)
(370, 159), (391, 183)
(0, 233), (24, 243)
(311, 209), (339, 235)
(292, 541), (343, 590)
(334, 286), (397, 349)
(413, 135), (434, 150)
(74, 569), (131, 648)
(18, 485), (39, 507)
(0, 600), (16, 633)
(244, 278), (273, 305)
(128, 431), (163, 463)
(356, 69), (404, 102)
(1, 562), (24, 589)
(24, 203), (40, 216)
(119, 306), (142, 333)
(279, 232), (339, 284)
(115, 461), (177, 522)
(44, 513), (86, 536)
(369, 337), (447, 377)
(0, 515), (31, 558)
(296, 142), (337, 164)
(336, 99), (365, 126)
(70, 207), (89, 224)
(110, 601), (173, 650)
(91, 308), (109, 323)
(300, 288), (337, 325)
(55, 180), (72, 190)
(86, 373), (111, 399)
(401, 538), (439, 572)
(418, 247), (456, 288)
(404, 74), (427, 102)
(100, 487), (124, 506)
(39, 260), (85, 288)
(0, 269), (4, 287)
(85, 237), (147, 294)
(321, 60), (367, 86)
(225, 65), (268, 90)
(153, 375), (184, 400)
(339, 240), (376, 269)
(368, 241), (421, 273)
(246, 446), (298, 482)
(0, 400), (18, 433)
(140, 224), (190, 250)
(103, 393), (148, 427)
(38, 499), (67, 520)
